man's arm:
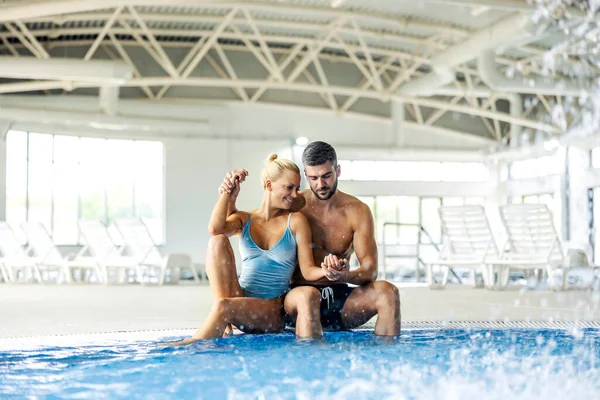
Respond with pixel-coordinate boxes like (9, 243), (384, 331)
(219, 169), (248, 216)
(345, 203), (378, 285)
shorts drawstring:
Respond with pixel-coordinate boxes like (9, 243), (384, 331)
(321, 287), (334, 309)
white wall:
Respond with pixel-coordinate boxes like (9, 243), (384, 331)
(0, 95), (490, 150)
(164, 137), (293, 264)
(0, 136), (5, 221)
(0, 94), (501, 267)
(341, 180), (492, 197)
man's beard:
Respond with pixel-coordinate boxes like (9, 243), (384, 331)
(311, 178), (338, 200)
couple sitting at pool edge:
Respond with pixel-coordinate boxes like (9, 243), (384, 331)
(170, 141), (400, 345)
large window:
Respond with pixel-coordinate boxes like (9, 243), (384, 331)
(592, 148), (600, 168)
(591, 188), (600, 263)
(339, 160), (488, 182)
(509, 155), (561, 179)
(355, 195), (485, 245)
(356, 195), (484, 279)
(6, 131), (164, 244)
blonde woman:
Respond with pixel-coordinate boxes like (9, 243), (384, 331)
(168, 154), (342, 345)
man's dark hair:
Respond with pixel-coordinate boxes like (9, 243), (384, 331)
(302, 141), (337, 167)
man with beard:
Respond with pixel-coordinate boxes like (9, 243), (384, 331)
(287, 141), (400, 335)
(220, 141), (400, 336)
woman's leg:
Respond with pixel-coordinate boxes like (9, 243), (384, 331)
(206, 234), (244, 335)
(283, 286), (323, 339)
(167, 297), (284, 346)
(206, 234), (243, 298)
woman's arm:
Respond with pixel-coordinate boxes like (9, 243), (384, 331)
(291, 213), (326, 281)
(208, 181), (245, 237)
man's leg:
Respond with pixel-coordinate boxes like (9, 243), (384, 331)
(340, 281), (400, 336)
(283, 286), (323, 339)
(166, 297), (284, 345)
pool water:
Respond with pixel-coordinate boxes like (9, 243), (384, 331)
(1, 328), (599, 399)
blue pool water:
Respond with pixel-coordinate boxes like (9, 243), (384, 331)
(1, 328), (599, 399)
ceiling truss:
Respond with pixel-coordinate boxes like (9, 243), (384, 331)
(0, 2), (577, 142)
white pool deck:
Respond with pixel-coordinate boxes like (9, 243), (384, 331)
(1, 282), (599, 340)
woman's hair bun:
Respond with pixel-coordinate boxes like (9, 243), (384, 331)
(267, 153), (278, 162)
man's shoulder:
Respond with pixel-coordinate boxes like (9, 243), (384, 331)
(338, 191), (370, 211)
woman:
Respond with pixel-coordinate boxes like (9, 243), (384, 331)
(167, 154), (340, 346)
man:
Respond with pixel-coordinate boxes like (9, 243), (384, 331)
(222, 141), (400, 336)
(290, 141), (400, 335)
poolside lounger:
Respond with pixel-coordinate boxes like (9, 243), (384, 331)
(425, 205), (499, 289)
(486, 204), (567, 290)
(0, 222), (40, 283)
(20, 222), (102, 284)
(114, 218), (201, 285)
(78, 219), (142, 284)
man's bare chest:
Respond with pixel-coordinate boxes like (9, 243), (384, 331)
(305, 211), (353, 255)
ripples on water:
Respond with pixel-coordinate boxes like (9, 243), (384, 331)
(1, 329), (599, 399)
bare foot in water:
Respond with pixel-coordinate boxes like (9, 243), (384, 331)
(223, 324), (233, 337)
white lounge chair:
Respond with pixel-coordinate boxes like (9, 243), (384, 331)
(0, 222), (40, 283)
(425, 205), (499, 288)
(114, 218), (200, 284)
(77, 219), (142, 284)
(20, 222), (102, 284)
(487, 204), (567, 290)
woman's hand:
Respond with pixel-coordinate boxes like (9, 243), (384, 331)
(321, 254), (350, 282)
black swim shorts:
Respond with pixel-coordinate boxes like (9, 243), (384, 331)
(286, 284), (355, 330)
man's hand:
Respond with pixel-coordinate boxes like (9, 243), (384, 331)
(322, 254), (349, 271)
(321, 254), (350, 282)
(218, 169), (248, 197)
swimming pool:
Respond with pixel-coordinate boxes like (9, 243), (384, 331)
(1, 327), (599, 399)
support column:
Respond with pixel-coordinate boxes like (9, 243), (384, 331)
(0, 119), (11, 220)
(391, 100), (404, 147)
(566, 146), (591, 254)
(99, 85), (119, 116)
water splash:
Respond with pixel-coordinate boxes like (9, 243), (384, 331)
(1, 329), (599, 399)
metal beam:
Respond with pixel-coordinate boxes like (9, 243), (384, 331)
(155, 7), (239, 99)
(340, 55), (398, 112)
(250, 43), (304, 103)
(83, 6), (123, 61)
(213, 43), (249, 102)
(0, 1), (469, 37)
(312, 57), (337, 110)
(106, 33), (155, 99)
(0, 76), (557, 133)
(404, 121), (496, 146)
(417, 0), (587, 17)
(0, 25), (430, 66)
(241, 8), (284, 82)
(0, 0), (216, 21)
(20, 11), (447, 49)
(349, 17), (382, 91)
(286, 17), (347, 84)
(4, 23), (44, 58)
(127, 6), (179, 78)
(13, 20), (50, 59)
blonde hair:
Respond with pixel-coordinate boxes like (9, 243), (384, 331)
(261, 153), (300, 189)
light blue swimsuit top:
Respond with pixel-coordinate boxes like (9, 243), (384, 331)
(238, 212), (297, 299)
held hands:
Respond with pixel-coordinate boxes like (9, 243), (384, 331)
(321, 254), (350, 283)
(218, 169), (249, 197)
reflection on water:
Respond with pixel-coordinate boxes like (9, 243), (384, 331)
(0, 329), (599, 399)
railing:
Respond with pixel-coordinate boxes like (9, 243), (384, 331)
(381, 222), (461, 284)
